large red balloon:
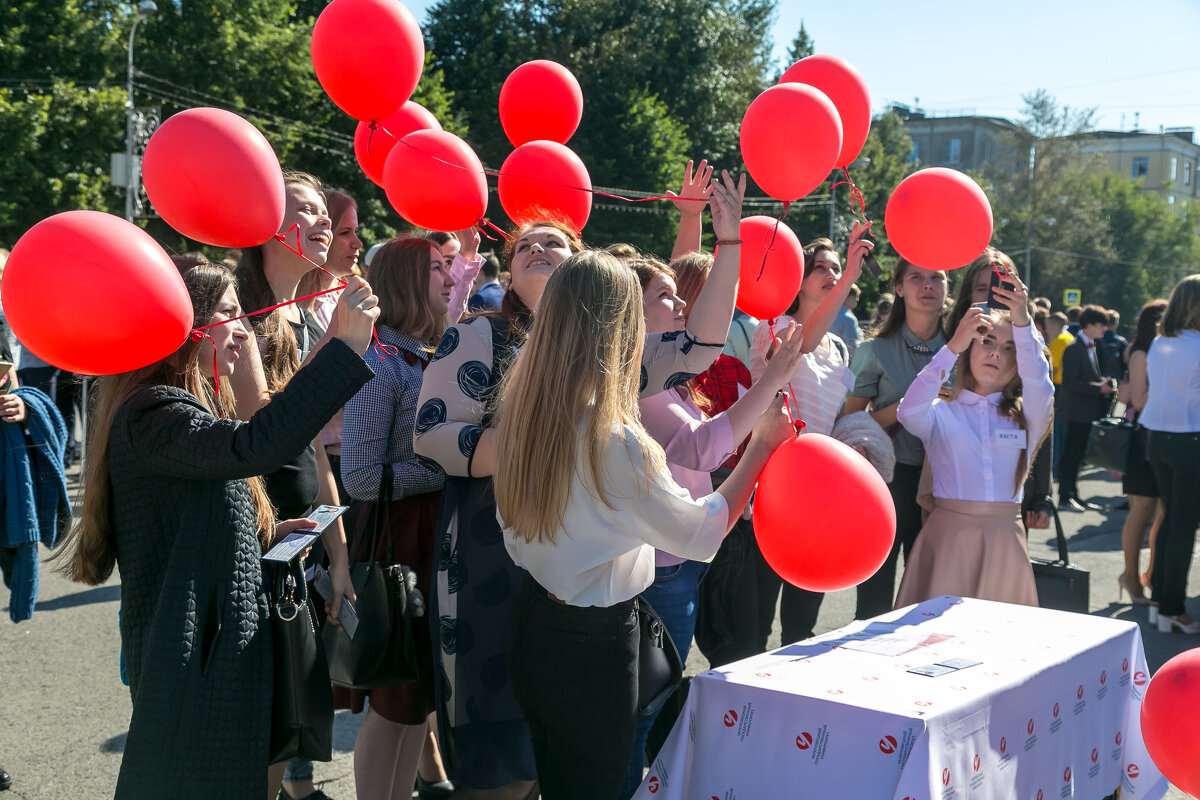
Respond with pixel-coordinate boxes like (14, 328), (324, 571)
(498, 141), (592, 233)
(754, 434), (896, 593)
(383, 129), (488, 231)
(740, 83), (842, 202)
(499, 60), (584, 147)
(779, 54), (871, 169)
(142, 107), (285, 248)
(1141, 648), (1200, 796)
(885, 168), (993, 270)
(2, 211), (192, 375)
(311, 0), (424, 121)
(354, 102), (442, 187)
(736, 216), (804, 319)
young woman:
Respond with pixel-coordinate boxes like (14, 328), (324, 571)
(893, 271), (1053, 607)
(414, 170), (748, 799)
(497, 249), (794, 799)
(843, 258), (950, 619)
(1141, 274), (1200, 634)
(748, 226), (872, 644)
(338, 237), (457, 799)
(54, 261), (378, 799)
(618, 257), (804, 799)
(1117, 299), (1167, 606)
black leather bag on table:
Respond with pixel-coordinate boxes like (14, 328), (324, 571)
(636, 597), (683, 718)
(1031, 506), (1090, 614)
(1086, 414), (1136, 473)
(322, 464), (420, 689)
(267, 556), (334, 764)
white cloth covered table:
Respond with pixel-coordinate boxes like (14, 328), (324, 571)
(634, 596), (1167, 800)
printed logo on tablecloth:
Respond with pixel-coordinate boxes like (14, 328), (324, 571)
(969, 752), (986, 791)
(647, 776), (659, 794)
(998, 733), (1014, 770)
(709, 791), (737, 800)
(943, 768), (951, 786)
(650, 757), (670, 793)
(1097, 669), (1109, 701)
(1074, 684), (1087, 716)
(879, 735), (897, 754)
(1060, 765), (1073, 797)
(796, 731), (813, 750)
(1050, 701), (1063, 734)
(796, 725), (830, 765)
(754, 672), (771, 678)
(1088, 746), (1102, 780)
(974, 754), (981, 772)
(1132, 670), (1148, 701)
(722, 703), (754, 741)
(1111, 731), (1123, 763)
(1037, 789), (1044, 800)
(723, 709), (737, 728)
(689, 710), (696, 742)
(1025, 717), (1039, 751)
(1121, 763), (1141, 794)
(877, 728), (917, 768)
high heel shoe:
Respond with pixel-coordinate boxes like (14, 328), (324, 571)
(1117, 575), (1151, 605)
(1156, 613), (1200, 634)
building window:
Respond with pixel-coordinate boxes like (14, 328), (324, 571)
(1185, 162), (1192, 186)
(1170, 157), (1178, 181)
(1131, 157), (1149, 178)
(909, 142), (919, 163)
(982, 140), (993, 162)
(1168, 194), (1176, 210)
(944, 139), (961, 164)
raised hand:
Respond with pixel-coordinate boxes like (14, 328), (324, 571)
(990, 270), (1031, 327)
(843, 220), (875, 284)
(666, 159), (715, 217)
(454, 226), (481, 261)
(331, 275), (381, 354)
(709, 170), (747, 242)
(949, 305), (993, 355)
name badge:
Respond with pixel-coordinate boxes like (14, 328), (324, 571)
(995, 428), (1027, 449)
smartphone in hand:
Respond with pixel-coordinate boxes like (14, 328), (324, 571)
(987, 265), (1014, 310)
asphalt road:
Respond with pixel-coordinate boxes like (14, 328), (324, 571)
(1, 465), (1196, 799)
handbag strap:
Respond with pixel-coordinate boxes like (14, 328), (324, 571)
(1049, 505), (1071, 565)
(349, 463), (396, 565)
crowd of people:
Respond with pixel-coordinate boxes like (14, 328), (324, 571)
(0, 156), (1196, 800)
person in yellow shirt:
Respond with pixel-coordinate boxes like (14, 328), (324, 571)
(1046, 311), (1074, 475)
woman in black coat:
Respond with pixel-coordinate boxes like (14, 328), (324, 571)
(55, 260), (379, 799)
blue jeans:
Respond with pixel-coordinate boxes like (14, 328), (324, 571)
(618, 560), (708, 800)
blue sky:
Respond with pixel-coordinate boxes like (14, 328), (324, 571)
(400, 0), (1200, 135)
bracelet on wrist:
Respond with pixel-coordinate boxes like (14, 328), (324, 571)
(716, 239), (743, 247)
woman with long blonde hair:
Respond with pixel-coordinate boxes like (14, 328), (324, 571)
(54, 259), (379, 799)
(496, 250), (796, 798)
(893, 269), (1053, 607)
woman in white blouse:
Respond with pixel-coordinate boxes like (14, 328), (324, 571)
(495, 249), (794, 800)
(893, 270), (1054, 607)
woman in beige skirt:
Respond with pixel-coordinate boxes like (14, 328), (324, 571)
(894, 255), (1054, 607)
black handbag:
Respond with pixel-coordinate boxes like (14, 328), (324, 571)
(322, 465), (420, 689)
(636, 597), (683, 717)
(1086, 415), (1136, 473)
(266, 556), (334, 764)
(1031, 506), (1090, 614)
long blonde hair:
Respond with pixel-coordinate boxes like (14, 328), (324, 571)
(54, 261), (276, 585)
(495, 250), (667, 544)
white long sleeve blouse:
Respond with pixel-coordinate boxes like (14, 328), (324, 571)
(897, 323), (1054, 503)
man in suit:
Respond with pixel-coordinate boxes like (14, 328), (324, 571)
(467, 252), (505, 312)
(1057, 305), (1118, 511)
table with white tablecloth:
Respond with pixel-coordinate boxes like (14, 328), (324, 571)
(635, 596), (1167, 800)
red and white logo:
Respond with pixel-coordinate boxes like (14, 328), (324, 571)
(1100, 670), (1107, 685)
(1134, 671), (1148, 687)
(915, 700), (932, 707)
(973, 754), (981, 772)
(942, 768), (951, 786)
(922, 611), (935, 616)
(796, 731), (813, 750)
(754, 672), (771, 678)
(879, 735), (898, 755)
(1127, 764), (1140, 780)
(1064, 766), (1072, 783)
(1053, 702), (1061, 718)
(1077, 684), (1085, 700)
(863, 675), (879, 682)
(723, 710), (738, 728)
(1028, 718), (1036, 735)
(826, 688), (844, 695)
(1122, 658), (1130, 672)
(647, 776), (660, 794)
(1037, 790), (1044, 800)
(1115, 732), (1123, 746)
(1000, 736), (1008, 754)
(1091, 748), (1099, 764)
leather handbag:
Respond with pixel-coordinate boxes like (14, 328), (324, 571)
(1031, 506), (1090, 614)
(1086, 415), (1136, 473)
(322, 465), (420, 689)
(266, 556), (334, 764)
(636, 597), (683, 718)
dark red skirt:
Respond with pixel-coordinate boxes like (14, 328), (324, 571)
(333, 491), (440, 725)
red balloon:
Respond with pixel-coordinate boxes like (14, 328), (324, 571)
(354, 102), (442, 187)
(736, 216), (804, 319)
(499, 60), (584, 147)
(779, 54), (871, 169)
(740, 83), (842, 202)
(754, 434), (896, 592)
(311, 0), (424, 121)
(885, 168), (993, 270)
(1142, 649), (1200, 794)
(2, 211), (192, 375)
(383, 129), (488, 231)
(142, 108), (285, 248)
(498, 141), (592, 233)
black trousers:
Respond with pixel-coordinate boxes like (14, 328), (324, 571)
(1057, 420), (1093, 502)
(1146, 430), (1200, 617)
(855, 462), (925, 619)
(511, 577), (639, 800)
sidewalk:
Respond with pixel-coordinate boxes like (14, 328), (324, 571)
(0, 466), (1195, 798)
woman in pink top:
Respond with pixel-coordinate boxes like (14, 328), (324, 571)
(619, 256), (803, 800)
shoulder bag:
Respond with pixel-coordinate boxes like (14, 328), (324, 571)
(1086, 413), (1137, 474)
(1031, 506), (1090, 614)
(636, 597), (683, 718)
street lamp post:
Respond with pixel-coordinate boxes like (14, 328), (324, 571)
(124, 0), (157, 222)
(829, 157), (872, 241)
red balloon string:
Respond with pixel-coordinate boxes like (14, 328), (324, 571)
(763, 317), (806, 434)
(477, 218), (514, 242)
(754, 201), (791, 281)
(188, 328), (223, 407)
